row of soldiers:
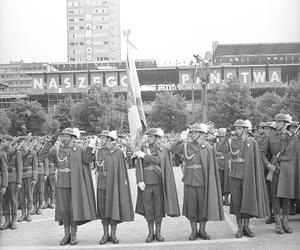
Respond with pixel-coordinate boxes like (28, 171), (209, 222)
(0, 113), (299, 246)
(0, 135), (56, 232)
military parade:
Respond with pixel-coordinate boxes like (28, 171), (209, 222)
(1, 0), (300, 249)
(0, 114), (299, 247)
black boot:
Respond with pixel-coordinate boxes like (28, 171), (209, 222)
(199, 221), (210, 240)
(110, 223), (119, 244)
(59, 226), (71, 245)
(155, 220), (164, 242)
(18, 209), (26, 222)
(70, 225), (78, 245)
(26, 208), (32, 222)
(0, 215), (11, 230)
(243, 218), (255, 237)
(10, 215), (18, 230)
(31, 205), (37, 215)
(235, 217), (243, 238)
(224, 193), (230, 206)
(189, 221), (197, 241)
(282, 215), (293, 234)
(145, 221), (154, 243)
(99, 223), (110, 245)
(274, 215), (284, 234)
(43, 199), (50, 209)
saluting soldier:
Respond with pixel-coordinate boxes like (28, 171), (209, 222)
(214, 128), (230, 206)
(54, 128), (96, 246)
(262, 114), (300, 234)
(17, 139), (38, 222)
(170, 124), (224, 241)
(1, 138), (23, 230)
(85, 130), (134, 245)
(135, 128), (180, 243)
(217, 119), (269, 238)
(0, 136), (9, 235)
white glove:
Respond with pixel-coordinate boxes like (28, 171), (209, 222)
(180, 129), (189, 140)
(134, 151), (145, 158)
(88, 136), (97, 148)
(138, 182), (146, 191)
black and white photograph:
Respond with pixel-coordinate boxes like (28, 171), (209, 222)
(0, 0), (299, 249)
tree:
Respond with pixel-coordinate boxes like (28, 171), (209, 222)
(72, 84), (127, 134)
(0, 109), (11, 134)
(280, 85), (300, 120)
(208, 82), (257, 128)
(255, 91), (283, 122)
(7, 100), (47, 136)
(148, 91), (188, 133)
(42, 115), (60, 135)
(53, 95), (74, 129)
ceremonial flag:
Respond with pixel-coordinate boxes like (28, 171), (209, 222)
(125, 35), (147, 151)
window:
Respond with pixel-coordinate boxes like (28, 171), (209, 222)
(79, 18), (84, 22)
(79, 26), (84, 30)
(69, 18), (74, 22)
(70, 42), (75, 46)
(80, 42), (84, 46)
(103, 41), (109, 45)
(70, 26), (75, 30)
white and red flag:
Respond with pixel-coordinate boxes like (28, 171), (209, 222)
(125, 31), (147, 151)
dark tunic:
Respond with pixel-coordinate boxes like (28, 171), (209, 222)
(135, 145), (180, 219)
(261, 130), (300, 200)
(55, 142), (97, 226)
(170, 140), (224, 222)
(217, 136), (270, 218)
(85, 146), (134, 223)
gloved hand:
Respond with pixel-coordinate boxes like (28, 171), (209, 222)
(180, 129), (189, 141)
(16, 184), (21, 192)
(88, 136), (97, 148)
(1, 187), (6, 196)
(31, 180), (36, 186)
(138, 182), (146, 191)
(267, 163), (276, 173)
(43, 175), (47, 182)
(134, 151), (145, 158)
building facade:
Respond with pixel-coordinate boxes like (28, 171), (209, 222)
(67, 0), (121, 62)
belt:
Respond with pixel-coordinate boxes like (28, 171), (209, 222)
(144, 165), (160, 171)
(231, 158), (245, 163)
(23, 166), (32, 171)
(58, 168), (71, 173)
(185, 165), (202, 169)
(217, 156), (225, 160)
(8, 168), (16, 173)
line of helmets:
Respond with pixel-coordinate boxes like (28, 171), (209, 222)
(60, 113), (299, 140)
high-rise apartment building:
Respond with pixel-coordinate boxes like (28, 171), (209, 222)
(67, 0), (121, 62)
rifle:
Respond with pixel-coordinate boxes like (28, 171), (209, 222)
(266, 130), (295, 182)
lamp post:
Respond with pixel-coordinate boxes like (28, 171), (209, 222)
(193, 55), (210, 123)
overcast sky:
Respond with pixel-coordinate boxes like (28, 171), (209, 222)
(0, 0), (299, 64)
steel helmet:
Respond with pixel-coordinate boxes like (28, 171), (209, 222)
(61, 127), (77, 137)
(189, 123), (208, 134)
(146, 128), (164, 138)
(98, 130), (118, 140)
(274, 113), (292, 123)
(233, 119), (248, 128)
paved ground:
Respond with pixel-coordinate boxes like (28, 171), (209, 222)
(0, 167), (300, 249)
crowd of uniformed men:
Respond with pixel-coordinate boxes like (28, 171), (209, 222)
(0, 113), (299, 245)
